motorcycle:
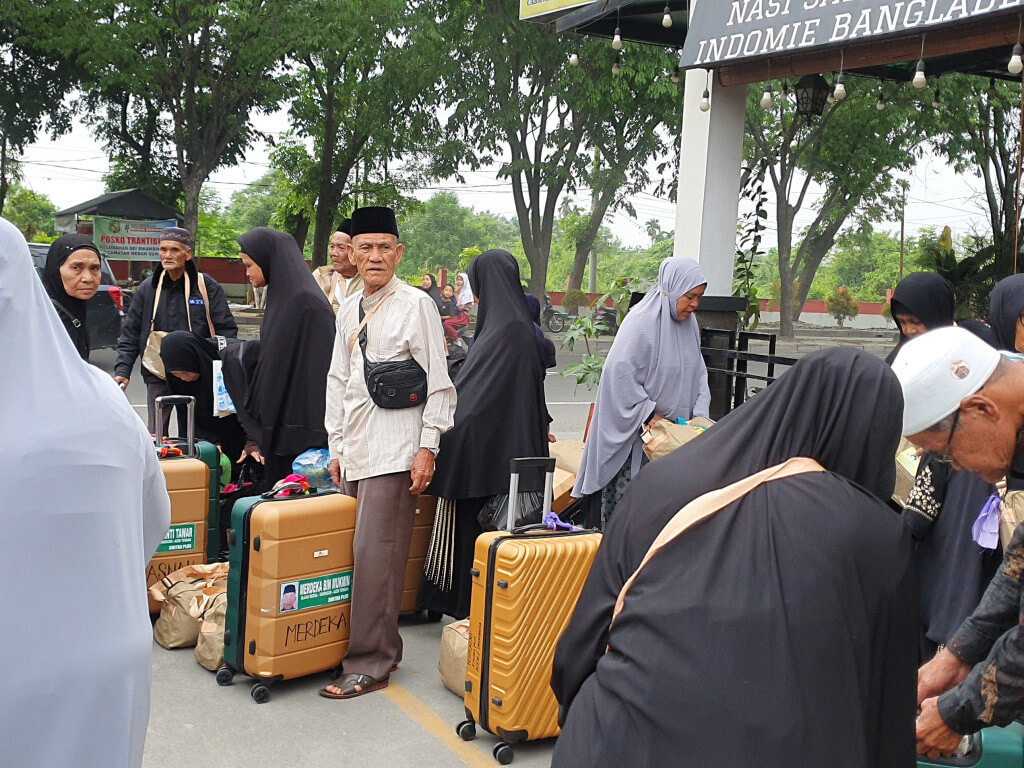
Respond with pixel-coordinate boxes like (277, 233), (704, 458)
(542, 295), (570, 333)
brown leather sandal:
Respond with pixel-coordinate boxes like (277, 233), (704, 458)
(318, 673), (389, 699)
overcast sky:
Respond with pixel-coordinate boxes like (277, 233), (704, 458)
(17, 105), (993, 254)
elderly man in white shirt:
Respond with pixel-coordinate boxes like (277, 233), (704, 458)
(320, 206), (456, 700)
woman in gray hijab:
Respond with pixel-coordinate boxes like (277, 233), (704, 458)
(571, 257), (709, 528)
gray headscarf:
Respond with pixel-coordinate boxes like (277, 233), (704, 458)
(572, 257), (710, 497)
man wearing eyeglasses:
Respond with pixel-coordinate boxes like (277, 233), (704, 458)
(893, 326), (1024, 759)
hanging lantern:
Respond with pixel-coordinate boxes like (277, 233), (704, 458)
(794, 74), (830, 117)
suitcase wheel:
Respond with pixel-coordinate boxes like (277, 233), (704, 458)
(215, 667), (234, 687)
(250, 682), (271, 704)
(492, 743), (514, 765)
(455, 720), (476, 742)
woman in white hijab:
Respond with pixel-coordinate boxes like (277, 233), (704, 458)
(572, 257), (710, 528)
(0, 217), (170, 768)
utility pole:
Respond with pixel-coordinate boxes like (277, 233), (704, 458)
(588, 250), (597, 293)
(898, 196), (906, 281)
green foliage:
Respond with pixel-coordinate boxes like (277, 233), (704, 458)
(398, 193), (518, 279)
(767, 279), (800, 313)
(735, 162), (768, 330)
(881, 301), (893, 323)
(4, 184), (56, 241)
(562, 290), (589, 315)
(916, 225), (992, 319)
(825, 286), (859, 327)
(562, 355), (605, 391)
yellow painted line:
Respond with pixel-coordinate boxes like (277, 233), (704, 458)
(383, 683), (494, 768)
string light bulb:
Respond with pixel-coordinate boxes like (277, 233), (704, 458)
(671, 67), (680, 84)
(1011, 43), (1023, 76)
(612, 27), (622, 50)
(760, 84), (772, 109)
(912, 59), (927, 89)
(699, 89), (710, 112)
(932, 86), (941, 109)
(834, 72), (847, 102)
(662, 5), (672, 28)
(988, 77), (998, 100)
(876, 88), (885, 110)
(569, 52), (579, 67)
(612, 53), (621, 75)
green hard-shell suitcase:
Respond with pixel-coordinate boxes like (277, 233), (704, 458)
(918, 722), (1024, 767)
(218, 484), (357, 703)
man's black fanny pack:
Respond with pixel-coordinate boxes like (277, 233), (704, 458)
(359, 304), (428, 409)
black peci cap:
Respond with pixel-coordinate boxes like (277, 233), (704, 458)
(350, 206), (399, 239)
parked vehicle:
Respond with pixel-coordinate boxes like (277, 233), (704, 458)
(28, 242), (124, 350)
(593, 306), (618, 336)
(542, 295), (569, 333)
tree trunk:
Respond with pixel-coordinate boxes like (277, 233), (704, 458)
(0, 138), (9, 215)
(776, 205), (795, 338)
(311, 187), (337, 268)
(292, 219), (310, 252)
(181, 174), (203, 237)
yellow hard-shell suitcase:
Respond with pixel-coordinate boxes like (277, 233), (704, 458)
(402, 495), (437, 614)
(218, 484), (357, 703)
(457, 458), (602, 764)
(149, 396), (209, 613)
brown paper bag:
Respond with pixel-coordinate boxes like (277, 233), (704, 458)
(640, 417), (714, 462)
(151, 562), (229, 649)
(549, 440), (585, 475)
(439, 619), (470, 698)
(191, 586), (228, 671)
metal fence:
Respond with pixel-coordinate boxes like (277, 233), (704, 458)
(700, 329), (798, 417)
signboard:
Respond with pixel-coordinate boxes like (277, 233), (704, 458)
(680, 0), (1024, 69)
(93, 216), (176, 262)
(155, 524), (197, 554)
(278, 571), (353, 615)
(520, 0), (594, 21)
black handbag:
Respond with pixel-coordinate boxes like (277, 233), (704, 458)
(358, 302), (428, 409)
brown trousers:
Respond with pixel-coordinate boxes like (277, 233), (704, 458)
(340, 471), (417, 680)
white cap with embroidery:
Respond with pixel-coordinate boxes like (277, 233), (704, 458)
(892, 326), (1001, 436)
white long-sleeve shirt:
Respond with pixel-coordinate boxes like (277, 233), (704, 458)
(325, 276), (456, 482)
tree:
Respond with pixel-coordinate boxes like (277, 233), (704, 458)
(84, 0), (294, 234)
(4, 183), (57, 241)
(0, 1), (82, 212)
(745, 79), (931, 337)
(930, 75), (1022, 277)
(561, 44), (681, 291)
(825, 286), (859, 327)
(285, 0), (445, 267)
(428, 0), (590, 297)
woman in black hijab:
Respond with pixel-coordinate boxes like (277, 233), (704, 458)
(524, 293), (557, 369)
(159, 331), (246, 462)
(552, 348), (916, 768)
(42, 235), (102, 360)
(232, 228), (335, 484)
(419, 273), (445, 314)
(417, 250), (550, 619)
(885, 272), (954, 363)
(988, 273), (1024, 352)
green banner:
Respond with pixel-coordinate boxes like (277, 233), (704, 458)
(279, 571), (353, 614)
(156, 524), (197, 553)
(93, 216), (176, 262)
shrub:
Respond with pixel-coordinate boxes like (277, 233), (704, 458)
(562, 289), (588, 315)
(881, 301), (893, 323)
(825, 286), (860, 327)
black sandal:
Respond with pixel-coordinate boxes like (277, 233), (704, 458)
(318, 673), (389, 699)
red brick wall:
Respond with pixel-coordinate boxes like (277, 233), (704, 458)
(758, 299), (885, 315)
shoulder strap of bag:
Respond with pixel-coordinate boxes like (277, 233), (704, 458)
(150, 271), (167, 332)
(50, 298), (82, 328)
(348, 282), (401, 355)
(609, 457), (826, 631)
(196, 272), (216, 337)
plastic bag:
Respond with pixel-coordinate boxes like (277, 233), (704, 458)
(477, 490), (545, 532)
(212, 360), (236, 417)
(292, 449), (333, 490)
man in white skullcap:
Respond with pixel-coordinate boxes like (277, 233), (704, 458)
(893, 326), (1024, 759)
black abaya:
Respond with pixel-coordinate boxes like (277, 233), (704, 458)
(418, 250), (549, 619)
(159, 331), (246, 462)
(235, 228), (334, 460)
(551, 348), (917, 768)
(42, 235), (98, 360)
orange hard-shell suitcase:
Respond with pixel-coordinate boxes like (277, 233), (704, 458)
(402, 495), (437, 614)
(218, 483), (357, 703)
(148, 396), (210, 613)
(457, 458), (602, 764)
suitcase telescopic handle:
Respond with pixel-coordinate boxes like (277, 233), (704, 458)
(507, 457), (556, 533)
(155, 394), (195, 457)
